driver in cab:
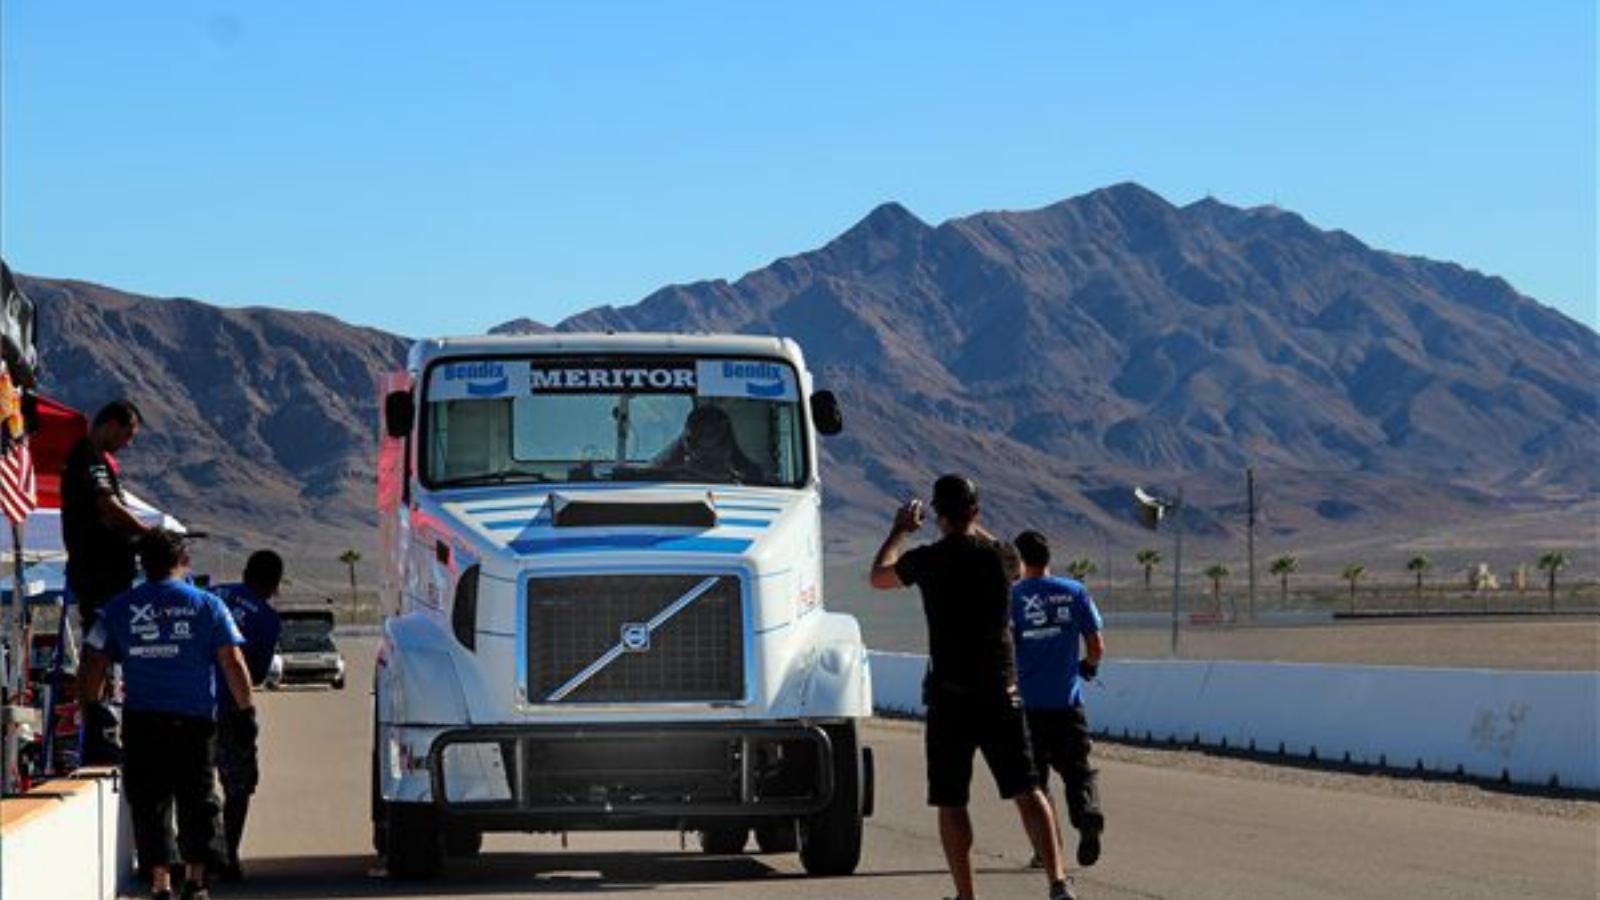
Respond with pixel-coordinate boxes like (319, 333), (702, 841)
(651, 405), (768, 484)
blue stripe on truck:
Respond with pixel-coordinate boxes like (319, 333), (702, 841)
(481, 516), (552, 531)
(482, 516), (767, 531)
(508, 535), (753, 555)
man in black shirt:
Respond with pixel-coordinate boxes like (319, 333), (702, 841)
(62, 399), (150, 764)
(870, 474), (1073, 900)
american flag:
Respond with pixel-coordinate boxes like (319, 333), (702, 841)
(0, 439), (36, 524)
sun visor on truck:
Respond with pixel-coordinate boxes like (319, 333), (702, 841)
(550, 491), (717, 529)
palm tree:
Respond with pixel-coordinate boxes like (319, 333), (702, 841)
(1203, 563), (1230, 615)
(1135, 548), (1163, 591)
(1537, 552), (1570, 612)
(1406, 555), (1432, 609)
(1269, 554), (1298, 606)
(1341, 564), (1366, 613)
(1065, 557), (1098, 582)
(339, 548), (362, 618)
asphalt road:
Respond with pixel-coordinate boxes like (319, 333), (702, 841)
(205, 640), (1595, 900)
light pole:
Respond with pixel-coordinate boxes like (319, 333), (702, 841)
(1134, 486), (1184, 657)
(1246, 468), (1256, 624)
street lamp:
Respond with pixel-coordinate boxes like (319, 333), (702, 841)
(1133, 486), (1184, 657)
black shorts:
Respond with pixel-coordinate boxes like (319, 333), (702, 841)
(925, 695), (1038, 807)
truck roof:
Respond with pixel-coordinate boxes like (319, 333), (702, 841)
(410, 332), (801, 368)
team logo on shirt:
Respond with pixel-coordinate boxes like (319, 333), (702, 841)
(172, 621), (192, 640)
(1021, 594), (1049, 627)
(130, 603), (161, 641)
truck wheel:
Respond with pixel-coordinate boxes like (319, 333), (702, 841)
(697, 827), (749, 854)
(385, 803), (443, 879)
(754, 820), (799, 854)
(370, 708), (387, 855)
(799, 722), (864, 877)
(370, 752), (388, 854)
(333, 675), (346, 690)
(445, 827), (483, 858)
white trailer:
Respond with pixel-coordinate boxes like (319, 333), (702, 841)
(372, 334), (872, 878)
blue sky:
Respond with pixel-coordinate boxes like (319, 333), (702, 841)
(3, 2), (1594, 336)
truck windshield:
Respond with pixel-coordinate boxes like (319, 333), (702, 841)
(423, 356), (808, 488)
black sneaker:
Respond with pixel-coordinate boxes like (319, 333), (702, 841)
(1076, 825), (1102, 867)
(1049, 877), (1078, 900)
(179, 881), (210, 900)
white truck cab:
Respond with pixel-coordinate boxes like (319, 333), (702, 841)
(372, 333), (872, 878)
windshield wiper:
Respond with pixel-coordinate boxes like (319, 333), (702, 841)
(441, 471), (551, 488)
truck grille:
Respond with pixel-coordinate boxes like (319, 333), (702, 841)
(525, 574), (745, 703)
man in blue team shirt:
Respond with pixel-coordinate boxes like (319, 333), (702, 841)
(214, 550), (284, 883)
(81, 530), (257, 900)
(1011, 530), (1106, 869)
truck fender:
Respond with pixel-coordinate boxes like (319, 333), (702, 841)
(777, 611), (873, 718)
(377, 613), (472, 726)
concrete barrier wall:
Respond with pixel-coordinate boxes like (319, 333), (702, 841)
(867, 652), (1600, 790)
(0, 769), (132, 900)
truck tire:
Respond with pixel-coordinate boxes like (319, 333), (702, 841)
(445, 827), (483, 858)
(385, 803), (443, 879)
(754, 820), (799, 854)
(370, 754), (388, 854)
(799, 722), (864, 877)
(370, 706), (387, 855)
(697, 827), (749, 854)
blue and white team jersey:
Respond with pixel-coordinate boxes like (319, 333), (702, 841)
(1010, 575), (1103, 710)
(86, 578), (245, 720)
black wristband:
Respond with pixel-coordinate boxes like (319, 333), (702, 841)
(1078, 659), (1099, 681)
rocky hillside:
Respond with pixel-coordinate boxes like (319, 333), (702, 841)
(21, 183), (1599, 577)
(26, 276), (407, 566)
(511, 183), (1597, 542)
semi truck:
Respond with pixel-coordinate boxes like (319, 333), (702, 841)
(371, 334), (873, 878)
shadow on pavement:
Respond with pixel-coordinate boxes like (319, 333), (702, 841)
(203, 852), (1032, 898)
(216, 852), (788, 897)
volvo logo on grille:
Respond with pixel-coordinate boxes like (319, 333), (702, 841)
(620, 622), (651, 653)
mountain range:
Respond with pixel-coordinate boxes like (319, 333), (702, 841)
(22, 183), (1598, 590)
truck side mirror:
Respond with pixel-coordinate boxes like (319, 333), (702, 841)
(810, 390), (843, 436)
(384, 390), (415, 439)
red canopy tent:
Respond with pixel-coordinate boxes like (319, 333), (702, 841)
(30, 397), (86, 511)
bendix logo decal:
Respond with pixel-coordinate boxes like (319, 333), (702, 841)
(443, 361), (510, 397)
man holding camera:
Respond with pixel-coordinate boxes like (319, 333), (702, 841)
(869, 475), (1074, 900)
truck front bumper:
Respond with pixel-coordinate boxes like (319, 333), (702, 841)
(423, 722), (841, 832)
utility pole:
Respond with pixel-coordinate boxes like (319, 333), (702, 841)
(1246, 468), (1257, 623)
(1170, 488), (1184, 657)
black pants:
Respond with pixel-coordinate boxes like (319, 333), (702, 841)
(1027, 707), (1103, 832)
(123, 711), (227, 872)
(75, 586), (129, 767)
(216, 712), (261, 865)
